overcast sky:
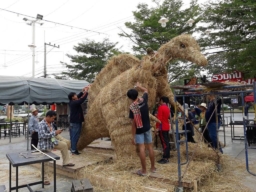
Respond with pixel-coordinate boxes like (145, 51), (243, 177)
(0, 0), (207, 78)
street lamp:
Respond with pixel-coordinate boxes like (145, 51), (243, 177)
(36, 14), (43, 20)
(186, 18), (195, 27)
(23, 14), (43, 78)
(158, 17), (169, 28)
(205, 30), (211, 36)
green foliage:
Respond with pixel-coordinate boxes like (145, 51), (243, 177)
(5, 117), (24, 122)
(197, 0), (256, 78)
(119, 0), (204, 82)
(42, 106), (48, 117)
(58, 38), (120, 83)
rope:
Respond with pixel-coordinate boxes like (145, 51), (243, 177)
(32, 144), (56, 161)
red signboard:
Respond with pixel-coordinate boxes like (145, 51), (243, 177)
(245, 93), (254, 102)
(212, 71), (256, 85)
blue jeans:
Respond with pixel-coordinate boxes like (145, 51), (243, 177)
(70, 123), (82, 152)
(208, 122), (222, 152)
(135, 129), (152, 144)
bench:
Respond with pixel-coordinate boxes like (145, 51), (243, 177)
(71, 179), (93, 192)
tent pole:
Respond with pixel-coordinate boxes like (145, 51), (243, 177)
(9, 105), (12, 143)
(27, 104), (30, 151)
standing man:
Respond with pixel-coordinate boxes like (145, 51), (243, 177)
(184, 106), (196, 143)
(156, 96), (171, 164)
(195, 103), (212, 145)
(29, 108), (39, 150)
(68, 85), (90, 155)
(205, 94), (222, 153)
(127, 82), (156, 176)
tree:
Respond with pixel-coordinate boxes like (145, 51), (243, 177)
(119, 0), (204, 83)
(58, 39), (120, 83)
(197, 0), (256, 78)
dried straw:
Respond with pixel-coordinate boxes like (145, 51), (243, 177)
(78, 34), (209, 159)
(88, 54), (140, 107)
(78, 60), (158, 157)
(73, 149), (254, 192)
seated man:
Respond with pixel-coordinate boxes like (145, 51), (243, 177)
(38, 110), (74, 167)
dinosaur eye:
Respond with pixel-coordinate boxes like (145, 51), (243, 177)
(180, 43), (186, 48)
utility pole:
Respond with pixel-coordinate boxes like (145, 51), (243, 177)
(44, 43), (60, 78)
(32, 22), (35, 77)
(23, 14), (43, 78)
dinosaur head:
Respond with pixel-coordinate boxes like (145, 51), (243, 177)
(152, 34), (207, 72)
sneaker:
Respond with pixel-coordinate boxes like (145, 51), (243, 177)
(72, 151), (80, 155)
(75, 150), (81, 154)
(158, 159), (169, 164)
(157, 158), (164, 163)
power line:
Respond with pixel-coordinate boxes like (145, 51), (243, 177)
(44, 0), (70, 17)
(58, 27), (120, 46)
(0, 15), (133, 67)
(0, 53), (28, 56)
(50, 18), (133, 45)
(0, 49), (63, 52)
(50, 16), (133, 44)
(0, 8), (108, 35)
(5, 0), (20, 9)
(65, 0), (101, 24)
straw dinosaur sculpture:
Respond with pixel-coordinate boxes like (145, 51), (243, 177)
(77, 34), (208, 157)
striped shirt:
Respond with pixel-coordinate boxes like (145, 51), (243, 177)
(38, 119), (57, 150)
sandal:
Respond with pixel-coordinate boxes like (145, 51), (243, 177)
(151, 168), (157, 173)
(44, 180), (50, 185)
(136, 170), (146, 176)
(63, 163), (75, 167)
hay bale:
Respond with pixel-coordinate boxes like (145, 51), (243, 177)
(180, 142), (219, 162)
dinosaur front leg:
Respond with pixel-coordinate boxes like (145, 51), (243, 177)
(77, 105), (110, 150)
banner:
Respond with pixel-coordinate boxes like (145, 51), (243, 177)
(212, 71), (256, 85)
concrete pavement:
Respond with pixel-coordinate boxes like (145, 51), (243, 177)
(0, 130), (73, 192)
(0, 126), (256, 191)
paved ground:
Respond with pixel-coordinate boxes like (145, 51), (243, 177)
(0, 130), (73, 192)
(0, 124), (256, 191)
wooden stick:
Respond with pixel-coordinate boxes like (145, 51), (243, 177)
(32, 144), (56, 161)
(193, 180), (198, 192)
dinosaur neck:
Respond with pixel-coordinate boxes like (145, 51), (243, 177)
(152, 41), (174, 73)
(156, 44), (173, 64)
